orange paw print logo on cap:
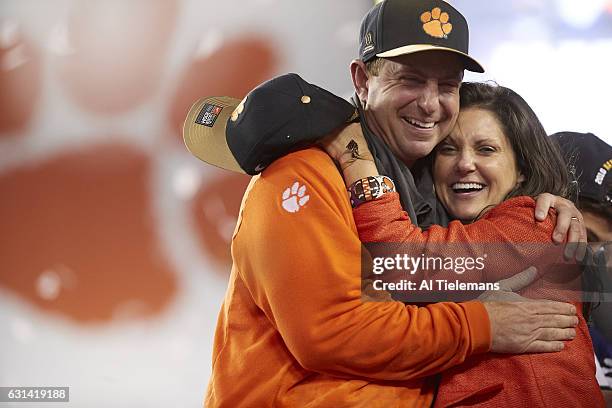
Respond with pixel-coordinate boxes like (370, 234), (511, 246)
(421, 7), (452, 38)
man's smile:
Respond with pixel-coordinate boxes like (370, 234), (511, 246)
(403, 116), (437, 130)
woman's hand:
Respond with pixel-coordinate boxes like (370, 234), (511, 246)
(319, 122), (379, 186)
(534, 193), (587, 261)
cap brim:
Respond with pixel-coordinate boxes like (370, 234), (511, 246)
(183, 96), (246, 174)
(377, 44), (485, 73)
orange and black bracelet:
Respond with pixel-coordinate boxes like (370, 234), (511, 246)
(347, 175), (395, 208)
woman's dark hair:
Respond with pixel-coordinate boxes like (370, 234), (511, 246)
(457, 82), (571, 201)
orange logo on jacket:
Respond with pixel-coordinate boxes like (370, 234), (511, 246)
(420, 7), (452, 38)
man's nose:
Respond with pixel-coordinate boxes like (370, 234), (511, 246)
(417, 81), (440, 116)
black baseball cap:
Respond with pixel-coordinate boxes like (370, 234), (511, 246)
(183, 73), (357, 175)
(551, 132), (612, 205)
(359, 0), (484, 73)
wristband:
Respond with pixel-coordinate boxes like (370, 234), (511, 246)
(348, 175), (395, 208)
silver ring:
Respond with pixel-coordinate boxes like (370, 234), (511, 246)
(570, 216), (579, 221)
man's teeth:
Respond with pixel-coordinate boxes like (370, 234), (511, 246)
(406, 118), (435, 129)
(452, 182), (485, 192)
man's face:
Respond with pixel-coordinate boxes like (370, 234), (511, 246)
(360, 51), (464, 166)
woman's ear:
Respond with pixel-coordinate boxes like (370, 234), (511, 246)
(517, 173), (526, 184)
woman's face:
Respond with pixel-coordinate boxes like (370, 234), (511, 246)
(434, 107), (524, 222)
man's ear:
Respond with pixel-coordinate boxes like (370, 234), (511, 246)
(350, 59), (369, 105)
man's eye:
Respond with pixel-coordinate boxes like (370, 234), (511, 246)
(400, 77), (421, 84)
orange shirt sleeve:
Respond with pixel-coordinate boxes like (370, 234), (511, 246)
(232, 149), (490, 382)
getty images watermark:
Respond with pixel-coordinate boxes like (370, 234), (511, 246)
(371, 253), (498, 292)
(361, 242), (608, 303)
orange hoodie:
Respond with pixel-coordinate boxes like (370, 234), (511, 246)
(353, 192), (604, 407)
(205, 149), (491, 407)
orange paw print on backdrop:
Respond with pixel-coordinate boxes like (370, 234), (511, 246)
(420, 7), (453, 38)
(0, 3), (280, 322)
(56, 0), (178, 114)
(0, 144), (178, 322)
(169, 37), (278, 141)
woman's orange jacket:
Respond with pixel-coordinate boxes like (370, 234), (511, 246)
(354, 192), (604, 407)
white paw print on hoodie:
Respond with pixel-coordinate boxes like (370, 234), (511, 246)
(282, 181), (310, 213)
